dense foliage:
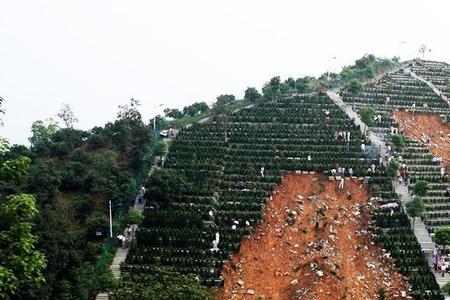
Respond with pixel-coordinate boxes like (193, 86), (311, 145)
(111, 266), (212, 300)
(0, 100), (152, 299)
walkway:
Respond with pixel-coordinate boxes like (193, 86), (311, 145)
(405, 68), (450, 106)
(96, 129), (182, 299)
(327, 91), (449, 291)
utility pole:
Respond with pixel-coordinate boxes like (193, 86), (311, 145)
(109, 200), (113, 249)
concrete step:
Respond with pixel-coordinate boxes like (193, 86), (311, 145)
(95, 293), (109, 300)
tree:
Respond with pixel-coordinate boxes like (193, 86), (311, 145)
(295, 76), (319, 93)
(153, 140), (168, 158)
(244, 87), (261, 103)
(215, 94), (235, 106)
(391, 134), (405, 151)
(413, 180), (429, 197)
(359, 107), (375, 133)
(57, 103), (78, 128)
(405, 196), (425, 228)
(117, 98), (142, 123)
(0, 156), (31, 187)
(29, 119), (59, 155)
(144, 169), (192, 207)
(111, 267), (212, 300)
(27, 158), (62, 204)
(387, 159), (399, 178)
(434, 227), (450, 248)
(344, 79), (364, 95)
(212, 95), (235, 142)
(0, 194), (47, 299)
(163, 108), (184, 119)
(262, 76), (281, 101)
(182, 102), (209, 117)
(120, 207), (144, 228)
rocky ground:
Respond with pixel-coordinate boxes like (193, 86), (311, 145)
(394, 111), (450, 166)
(217, 174), (410, 300)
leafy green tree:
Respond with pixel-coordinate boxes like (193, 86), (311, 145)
(144, 169), (192, 207)
(0, 194), (47, 299)
(295, 76), (319, 93)
(391, 134), (405, 151)
(163, 108), (183, 119)
(212, 95), (235, 142)
(111, 267), (212, 300)
(244, 87), (261, 103)
(120, 207), (144, 228)
(29, 120), (59, 155)
(154, 140), (168, 158)
(405, 196), (425, 228)
(413, 180), (429, 197)
(387, 159), (399, 178)
(434, 227), (450, 248)
(359, 107), (375, 133)
(27, 158), (62, 203)
(344, 78), (364, 95)
(0, 156), (31, 187)
(182, 102), (209, 117)
(262, 76), (281, 101)
(215, 94), (235, 106)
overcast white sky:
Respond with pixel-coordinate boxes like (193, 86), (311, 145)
(1, 0), (449, 145)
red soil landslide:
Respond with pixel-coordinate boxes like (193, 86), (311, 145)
(394, 111), (450, 166)
(217, 174), (410, 300)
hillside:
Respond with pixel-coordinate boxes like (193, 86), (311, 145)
(0, 101), (152, 299)
(3, 56), (450, 300)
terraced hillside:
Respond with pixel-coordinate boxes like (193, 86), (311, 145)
(120, 60), (448, 299)
(410, 60), (450, 98)
(123, 93), (369, 284)
(341, 60), (450, 132)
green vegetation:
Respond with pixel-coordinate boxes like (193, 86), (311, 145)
(344, 78), (364, 95)
(405, 196), (425, 228)
(111, 266), (212, 300)
(0, 99), (46, 299)
(434, 227), (450, 248)
(413, 180), (429, 197)
(0, 99), (152, 299)
(154, 140), (168, 158)
(359, 107), (375, 127)
(391, 134), (405, 151)
(340, 54), (398, 84)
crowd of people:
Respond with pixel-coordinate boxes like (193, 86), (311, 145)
(434, 249), (450, 277)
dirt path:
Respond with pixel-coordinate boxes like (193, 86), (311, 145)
(394, 111), (450, 166)
(218, 174), (409, 300)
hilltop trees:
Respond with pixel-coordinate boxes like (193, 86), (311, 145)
(262, 76), (282, 101)
(344, 79), (364, 95)
(244, 87), (261, 103)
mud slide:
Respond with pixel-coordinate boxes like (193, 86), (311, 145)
(394, 111), (450, 166)
(218, 174), (409, 300)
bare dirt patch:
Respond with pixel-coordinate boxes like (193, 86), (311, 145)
(217, 174), (410, 300)
(394, 111), (450, 166)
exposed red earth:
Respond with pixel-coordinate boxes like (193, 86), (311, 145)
(217, 174), (410, 300)
(394, 111), (450, 167)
